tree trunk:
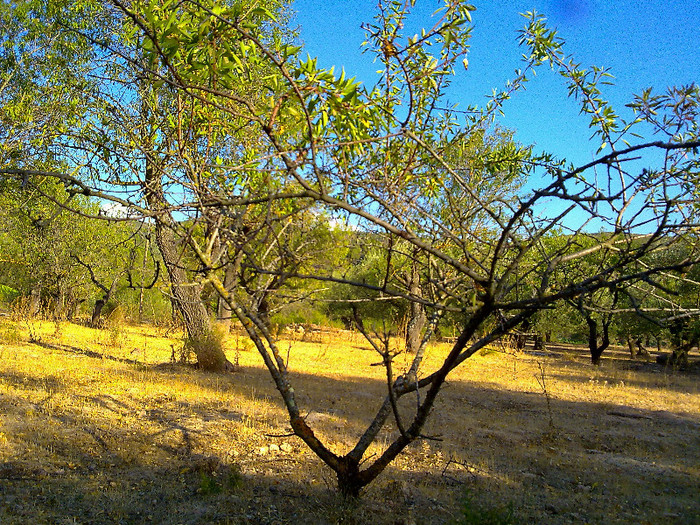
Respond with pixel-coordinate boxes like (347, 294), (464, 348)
(257, 295), (272, 331)
(216, 262), (236, 332)
(74, 254), (124, 329)
(533, 333), (545, 351)
(405, 259), (426, 354)
(516, 319), (531, 350)
(336, 458), (364, 498)
(586, 317), (602, 365)
(586, 316), (610, 365)
(144, 159), (233, 372)
(91, 299), (106, 327)
(153, 220), (233, 371)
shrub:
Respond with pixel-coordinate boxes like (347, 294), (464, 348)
(0, 284), (20, 306)
(10, 296), (41, 343)
(182, 325), (227, 368)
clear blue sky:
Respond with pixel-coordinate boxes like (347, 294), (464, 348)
(293, 0), (700, 167)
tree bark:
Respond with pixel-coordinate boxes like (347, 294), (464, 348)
(405, 258), (426, 353)
(152, 216), (233, 371)
(144, 161), (232, 372)
(216, 261), (236, 332)
(586, 316), (610, 365)
(91, 299), (106, 327)
(336, 458), (364, 498)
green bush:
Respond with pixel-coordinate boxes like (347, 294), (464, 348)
(0, 284), (20, 305)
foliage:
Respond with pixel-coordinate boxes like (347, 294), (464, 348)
(0, 284), (19, 305)
(0, 177), (160, 324)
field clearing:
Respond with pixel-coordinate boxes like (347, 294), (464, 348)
(0, 319), (699, 524)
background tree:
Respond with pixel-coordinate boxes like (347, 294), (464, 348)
(0, 178), (93, 318)
(0, 0), (296, 370)
(0, 175), (161, 324)
(568, 287), (619, 365)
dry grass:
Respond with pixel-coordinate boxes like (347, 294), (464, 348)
(0, 319), (698, 524)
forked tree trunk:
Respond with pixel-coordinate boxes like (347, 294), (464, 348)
(336, 458), (364, 498)
(586, 316), (610, 365)
(73, 254), (124, 329)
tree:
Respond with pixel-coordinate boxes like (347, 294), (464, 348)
(0, 175), (158, 324)
(0, 178), (90, 318)
(569, 287), (619, 365)
(3, 0), (700, 497)
(566, 233), (700, 364)
(71, 224), (160, 328)
(0, 0), (294, 370)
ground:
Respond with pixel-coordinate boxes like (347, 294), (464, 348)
(0, 317), (698, 524)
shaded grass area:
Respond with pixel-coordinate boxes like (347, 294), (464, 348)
(0, 320), (699, 524)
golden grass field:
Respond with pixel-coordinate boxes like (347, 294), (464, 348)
(0, 316), (698, 524)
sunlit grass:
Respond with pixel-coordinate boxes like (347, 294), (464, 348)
(0, 319), (698, 524)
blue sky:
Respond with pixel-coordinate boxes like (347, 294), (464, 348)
(293, 0), (700, 167)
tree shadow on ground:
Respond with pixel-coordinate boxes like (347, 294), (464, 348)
(35, 340), (143, 366)
(533, 342), (700, 394)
